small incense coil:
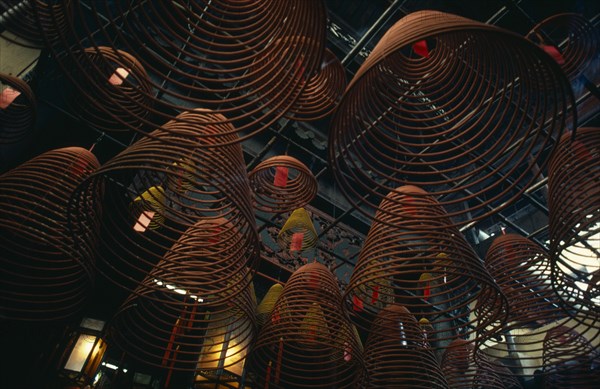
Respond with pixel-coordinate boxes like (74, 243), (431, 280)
(250, 262), (363, 388)
(547, 128), (600, 328)
(527, 13), (599, 80)
(345, 186), (508, 350)
(107, 217), (257, 371)
(441, 339), (505, 389)
(68, 46), (152, 132)
(0, 147), (101, 321)
(357, 304), (448, 388)
(256, 283), (284, 328)
(248, 155), (318, 213)
(286, 49), (347, 121)
(1, 0), (72, 48)
(68, 109), (259, 293)
(277, 207), (319, 252)
(0, 73), (36, 144)
(329, 10), (574, 228)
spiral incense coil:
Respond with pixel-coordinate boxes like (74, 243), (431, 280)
(256, 283), (284, 328)
(250, 262), (363, 388)
(0, 1), (71, 48)
(286, 49), (347, 121)
(357, 304), (448, 388)
(68, 109), (259, 293)
(547, 128), (599, 326)
(248, 155), (318, 213)
(542, 326), (598, 389)
(68, 46), (152, 132)
(478, 233), (600, 377)
(0, 73), (36, 144)
(441, 339), (505, 389)
(329, 10), (574, 228)
(277, 207), (319, 251)
(40, 0), (327, 143)
(107, 217), (257, 371)
(0, 147), (101, 321)
(345, 186), (507, 350)
(527, 13), (599, 80)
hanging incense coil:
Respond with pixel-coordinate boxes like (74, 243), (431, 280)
(0, 147), (102, 321)
(68, 109), (259, 293)
(248, 156), (318, 213)
(441, 339), (505, 389)
(478, 233), (600, 378)
(0, 1), (71, 48)
(527, 13), (599, 80)
(277, 207), (319, 251)
(329, 10), (574, 227)
(345, 186), (507, 350)
(286, 49), (347, 121)
(250, 262), (363, 388)
(547, 128), (599, 327)
(357, 304), (448, 388)
(108, 217), (257, 371)
(0, 73), (36, 144)
(41, 0), (327, 143)
(67, 46), (152, 132)
(542, 326), (598, 389)
(256, 283), (284, 328)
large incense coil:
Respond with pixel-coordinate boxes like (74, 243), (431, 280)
(547, 128), (599, 326)
(441, 339), (505, 389)
(40, 0), (327, 144)
(527, 13), (599, 80)
(285, 48), (347, 121)
(0, 1), (71, 48)
(68, 109), (259, 293)
(277, 207), (319, 251)
(67, 46), (152, 132)
(345, 186), (507, 350)
(250, 262), (363, 388)
(329, 10), (574, 227)
(248, 155), (318, 213)
(0, 147), (101, 321)
(357, 304), (448, 388)
(107, 218), (257, 371)
(478, 233), (599, 377)
(542, 326), (599, 388)
(0, 73), (36, 144)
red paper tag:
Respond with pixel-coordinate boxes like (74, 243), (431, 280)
(423, 282), (430, 300)
(290, 232), (304, 251)
(404, 196), (417, 216)
(0, 87), (21, 109)
(273, 166), (289, 188)
(540, 45), (565, 65)
(352, 295), (364, 312)
(412, 40), (429, 58)
(71, 158), (89, 178)
(209, 226), (222, 244)
(108, 67), (130, 85)
(371, 285), (379, 304)
(134, 211), (155, 232)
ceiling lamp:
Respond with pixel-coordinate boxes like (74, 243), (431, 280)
(67, 109), (259, 293)
(357, 304), (448, 388)
(38, 0), (327, 143)
(248, 156), (318, 213)
(285, 48), (347, 121)
(0, 147), (101, 320)
(0, 73), (36, 144)
(277, 207), (318, 252)
(329, 10), (574, 227)
(250, 262), (363, 388)
(344, 186), (508, 350)
(441, 339), (505, 389)
(548, 128), (599, 328)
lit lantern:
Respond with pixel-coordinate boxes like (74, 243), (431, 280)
(60, 318), (107, 385)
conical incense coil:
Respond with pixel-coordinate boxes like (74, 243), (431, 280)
(441, 339), (505, 389)
(250, 262), (363, 388)
(345, 186), (507, 350)
(0, 73), (36, 144)
(256, 283), (284, 329)
(68, 109), (259, 293)
(40, 0), (327, 144)
(357, 304), (448, 388)
(277, 207), (318, 252)
(548, 128), (600, 327)
(329, 10), (574, 228)
(0, 147), (101, 321)
(249, 155), (318, 213)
